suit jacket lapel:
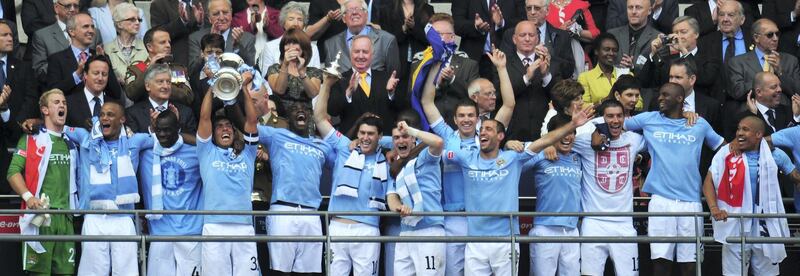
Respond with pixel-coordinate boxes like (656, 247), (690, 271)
(744, 51), (763, 73)
(51, 25), (69, 48)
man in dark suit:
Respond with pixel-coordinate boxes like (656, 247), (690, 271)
(725, 18), (800, 138)
(697, 0), (753, 103)
(762, 0), (800, 58)
(187, 0), (256, 71)
(452, 0), (525, 78)
(639, 16), (721, 102)
(684, 0), (757, 36)
(0, 20), (37, 192)
(409, 13), (479, 129)
(31, 0), (79, 78)
(64, 56), (119, 128)
(733, 71), (799, 138)
(150, 0), (204, 67)
(328, 35), (403, 132)
(607, 0), (678, 34)
(503, 20), (554, 141)
(500, 0), (575, 79)
(651, 58), (722, 130)
(46, 13), (122, 98)
(125, 27), (193, 106)
(21, 0), (55, 42)
(126, 64), (197, 135)
(322, 0), (400, 76)
(607, 0), (663, 74)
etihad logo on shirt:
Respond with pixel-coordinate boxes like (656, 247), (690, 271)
(543, 166), (582, 177)
(211, 160), (249, 173)
(283, 142), (325, 160)
(653, 131), (696, 145)
(49, 153), (70, 165)
(467, 169), (509, 182)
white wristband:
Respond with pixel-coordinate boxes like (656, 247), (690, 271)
(22, 192), (33, 202)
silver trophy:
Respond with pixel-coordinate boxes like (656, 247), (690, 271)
(322, 51), (343, 79)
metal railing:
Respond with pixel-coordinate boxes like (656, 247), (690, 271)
(2, 209), (800, 275)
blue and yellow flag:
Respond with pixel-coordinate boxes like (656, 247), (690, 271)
(410, 24), (457, 130)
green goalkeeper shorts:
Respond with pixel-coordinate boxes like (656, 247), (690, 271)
(22, 214), (76, 275)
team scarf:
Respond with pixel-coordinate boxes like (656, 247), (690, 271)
(146, 135), (184, 220)
(334, 147), (388, 210)
(87, 117), (139, 210)
(18, 127), (78, 253)
(711, 139), (790, 263)
(395, 157), (424, 226)
(409, 23), (457, 130)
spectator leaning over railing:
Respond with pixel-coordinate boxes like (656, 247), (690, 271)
(7, 89), (78, 276)
(704, 114), (799, 276)
(623, 83), (725, 276)
(139, 110), (203, 276)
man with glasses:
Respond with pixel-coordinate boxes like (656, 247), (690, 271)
(31, 0), (81, 79)
(322, 0), (400, 75)
(188, 0), (255, 70)
(725, 18), (800, 135)
(411, 13), (478, 129)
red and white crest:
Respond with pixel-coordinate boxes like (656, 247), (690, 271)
(595, 145), (630, 193)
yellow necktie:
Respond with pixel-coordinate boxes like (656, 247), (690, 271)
(763, 57), (771, 72)
(360, 72), (371, 97)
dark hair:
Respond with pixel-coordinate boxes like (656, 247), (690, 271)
(592, 33), (619, 56)
(279, 29), (313, 67)
(483, 119), (506, 135)
(597, 99), (625, 116)
(83, 55), (111, 76)
(268, 95), (286, 116)
(547, 113), (572, 132)
(669, 57), (697, 77)
(550, 79), (584, 113)
(201, 33), (225, 52)
(102, 99), (125, 115)
(605, 75), (641, 102)
(660, 82), (686, 98)
(396, 110), (422, 129)
(156, 109), (179, 126)
(356, 116), (384, 135)
(738, 114), (767, 134)
(143, 26), (168, 47)
(454, 100), (479, 114)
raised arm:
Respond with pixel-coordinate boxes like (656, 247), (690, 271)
(197, 88), (213, 139)
(241, 73), (258, 134)
(398, 121), (444, 156)
(489, 48), (515, 127)
(527, 104), (593, 153)
(314, 73), (337, 137)
(420, 62), (443, 124)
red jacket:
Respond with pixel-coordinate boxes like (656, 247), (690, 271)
(232, 6), (283, 40)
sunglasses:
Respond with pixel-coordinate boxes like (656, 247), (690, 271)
(759, 31), (780, 39)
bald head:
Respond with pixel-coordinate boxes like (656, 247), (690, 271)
(513, 21), (538, 56)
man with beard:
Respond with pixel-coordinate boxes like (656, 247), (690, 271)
(385, 118), (445, 275)
(315, 69), (394, 276)
(139, 111), (203, 276)
(196, 69), (260, 275)
(419, 49), (514, 275)
(623, 83), (725, 276)
(257, 101), (333, 275)
(64, 100), (154, 276)
(576, 100), (647, 276)
(443, 110), (594, 275)
(704, 115), (799, 276)
(7, 90), (78, 275)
